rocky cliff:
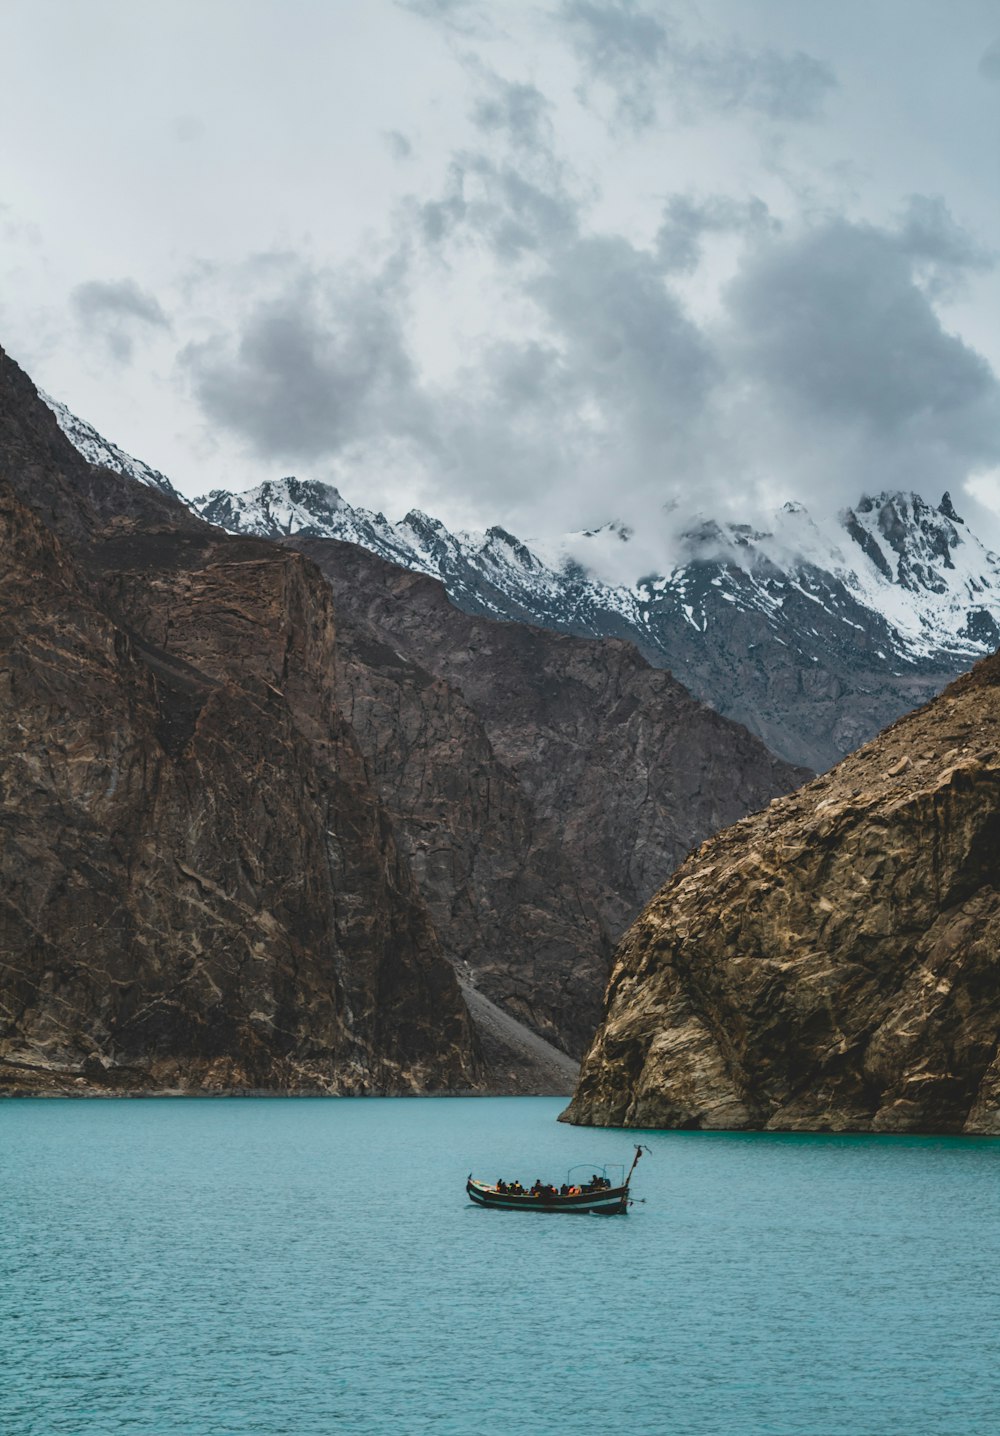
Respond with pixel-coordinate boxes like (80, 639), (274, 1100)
(0, 347), (478, 1095)
(1, 347), (808, 1095)
(294, 538), (807, 1057)
(563, 651), (1000, 1133)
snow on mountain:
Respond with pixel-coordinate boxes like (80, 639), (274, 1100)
(840, 491), (1000, 657)
(553, 489), (1000, 663)
(194, 478), (424, 569)
(46, 390), (1000, 669)
(41, 393), (181, 500)
(191, 477), (640, 628)
(188, 472), (1000, 670)
(185, 471), (1000, 768)
(47, 388), (1000, 768)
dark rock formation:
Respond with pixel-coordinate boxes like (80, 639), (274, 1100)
(1, 346), (807, 1094)
(294, 538), (807, 1058)
(563, 652), (1000, 1134)
(0, 347), (478, 1095)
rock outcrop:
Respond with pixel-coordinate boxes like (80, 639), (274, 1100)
(294, 538), (807, 1057)
(0, 347), (478, 1095)
(563, 651), (1000, 1133)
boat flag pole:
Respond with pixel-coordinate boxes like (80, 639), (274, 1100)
(623, 1143), (649, 1193)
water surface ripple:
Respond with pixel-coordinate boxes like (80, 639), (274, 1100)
(1, 1097), (998, 1435)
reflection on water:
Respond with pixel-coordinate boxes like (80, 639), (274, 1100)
(2, 1097), (998, 1435)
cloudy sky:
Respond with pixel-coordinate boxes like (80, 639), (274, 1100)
(2, 0), (999, 552)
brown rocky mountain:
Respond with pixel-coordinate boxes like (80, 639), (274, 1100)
(1, 343), (805, 1094)
(0, 347), (477, 1095)
(563, 651), (1000, 1134)
(295, 537), (807, 1060)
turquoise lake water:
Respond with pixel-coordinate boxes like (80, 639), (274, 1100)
(2, 1096), (998, 1436)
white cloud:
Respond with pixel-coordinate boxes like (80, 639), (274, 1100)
(0, 0), (996, 543)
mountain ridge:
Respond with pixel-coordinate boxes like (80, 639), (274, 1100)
(189, 473), (1000, 769)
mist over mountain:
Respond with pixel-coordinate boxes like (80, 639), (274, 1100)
(186, 468), (1000, 771)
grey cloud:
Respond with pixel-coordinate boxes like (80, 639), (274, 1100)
(894, 194), (995, 299)
(0, 202), (42, 248)
(396, 0), (492, 38)
(471, 78), (553, 151)
(423, 65), (576, 258)
(561, 0), (835, 131)
(385, 129), (413, 161)
(416, 153), (579, 259)
(71, 278), (169, 363)
(978, 38), (1000, 83)
(416, 159), (469, 246)
(529, 234), (716, 434)
(73, 278), (168, 328)
(350, 133), (720, 521)
(721, 217), (1000, 499)
(179, 263), (427, 465)
(177, 123), (999, 547)
(561, 0), (670, 129)
(462, 197), (1000, 526)
(655, 194), (776, 273)
(416, 56), (578, 260)
(413, 214), (720, 520)
(684, 41), (835, 121)
(171, 115), (205, 143)
(489, 165), (580, 255)
(483, 339), (563, 409)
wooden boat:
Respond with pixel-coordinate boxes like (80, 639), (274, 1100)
(466, 1144), (647, 1215)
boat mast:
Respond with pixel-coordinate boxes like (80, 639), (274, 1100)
(623, 1143), (647, 1190)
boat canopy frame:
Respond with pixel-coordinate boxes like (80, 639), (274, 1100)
(565, 1162), (624, 1188)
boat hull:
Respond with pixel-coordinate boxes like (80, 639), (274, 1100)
(466, 1179), (628, 1214)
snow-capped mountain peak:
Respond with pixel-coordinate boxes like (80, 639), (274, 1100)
(195, 477), (350, 537)
(45, 388), (1000, 770)
(185, 469), (1000, 668)
(833, 490), (1000, 653)
(41, 392), (181, 500)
